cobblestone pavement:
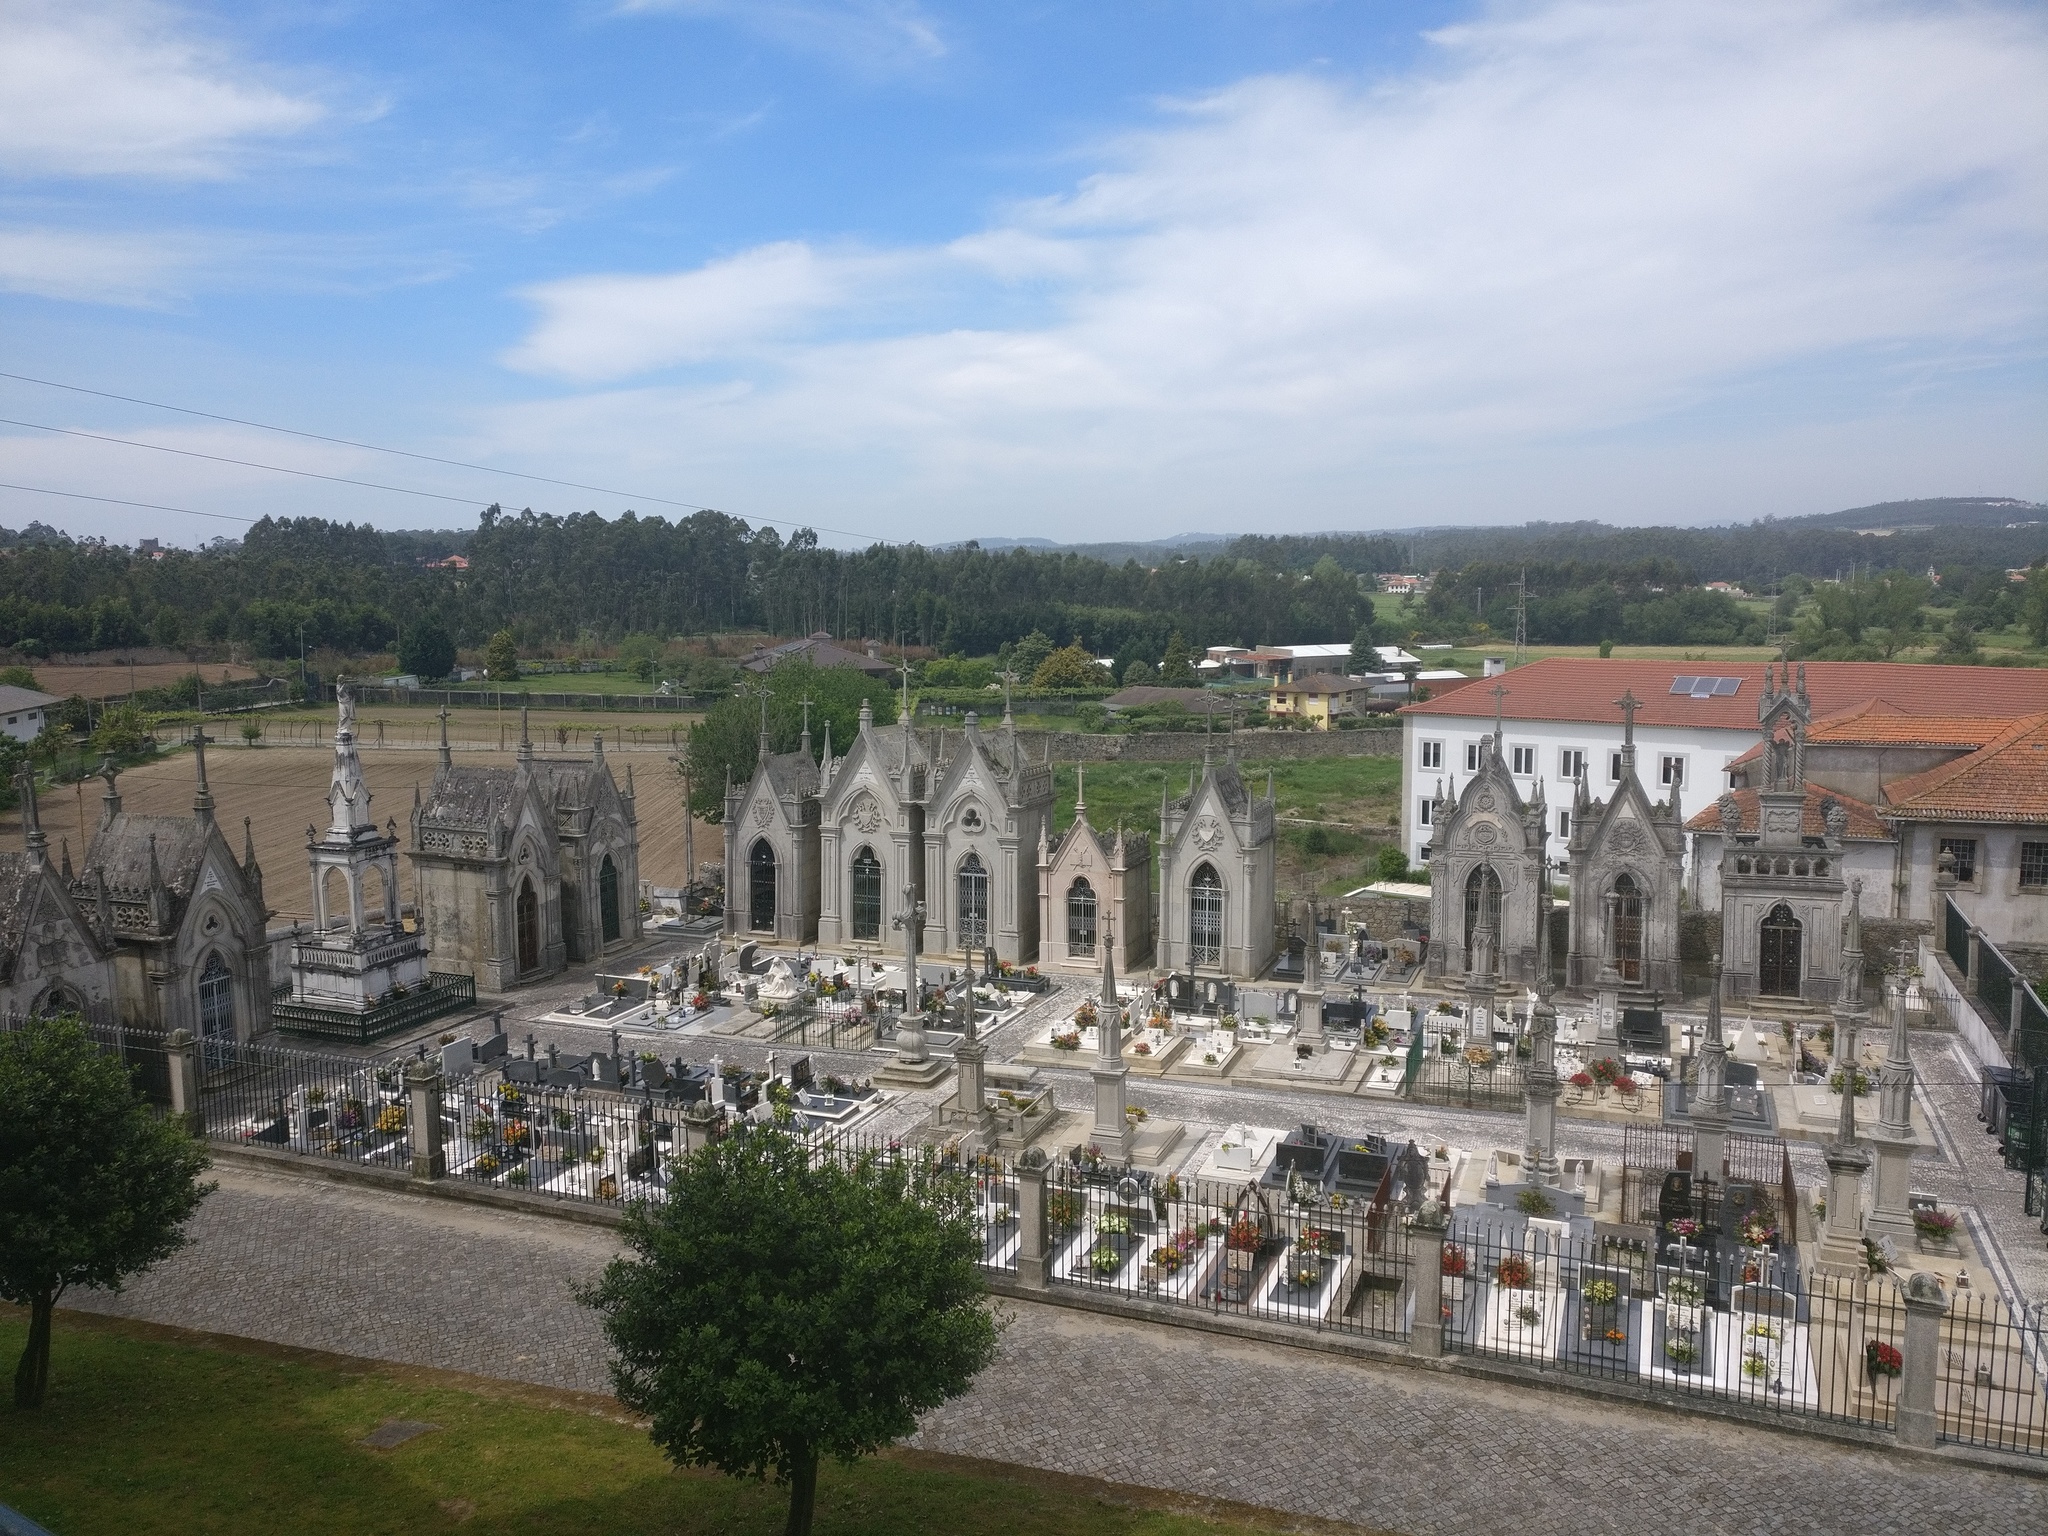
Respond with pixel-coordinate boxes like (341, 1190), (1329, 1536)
(62, 1166), (2045, 1536)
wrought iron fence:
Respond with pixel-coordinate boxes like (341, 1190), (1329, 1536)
(271, 972), (477, 1045)
(0, 1008), (167, 1105)
(1442, 1218), (1904, 1432)
(1044, 1162), (1414, 1340)
(1403, 1050), (1529, 1111)
(1936, 1297), (2048, 1456)
(1619, 1124), (1797, 1234)
(198, 1037), (415, 1173)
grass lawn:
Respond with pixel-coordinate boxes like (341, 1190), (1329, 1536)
(0, 1312), (1365, 1536)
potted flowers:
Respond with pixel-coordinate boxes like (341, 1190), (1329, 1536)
(1866, 1340), (1903, 1382)
(1440, 1244), (1468, 1277)
(1662, 1336), (1700, 1369)
(1737, 1215), (1778, 1249)
(1666, 1217), (1701, 1241)
(1495, 1255), (1533, 1289)
(1912, 1208), (1960, 1250)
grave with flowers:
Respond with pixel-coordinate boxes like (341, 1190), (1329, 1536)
(1476, 1249), (1563, 1361)
(1252, 1220), (1354, 1323)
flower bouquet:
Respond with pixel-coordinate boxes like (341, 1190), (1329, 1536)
(1666, 1217), (1701, 1239)
(1866, 1340), (1903, 1380)
(1740, 1351), (1772, 1381)
(1495, 1255), (1533, 1289)
(1089, 1243), (1124, 1276)
(1225, 1216), (1263, 1253)
(1663, 1336), (1701, 1368)
(1737, 1216), (1779, 1249)
(1664, 1277), (1704, 1306)
(1097, 1212), (1133, 1236)
(1441, 1245), (1469, 1277)
(1513, 1302), (1543, 1329)
(1516, 1188), (1555, 1216)
(1584, 1278), (1619, 1307)
(1051, 1029), (1082, 1051)
(1569, 1070), (1594, 1090)
(374, 1104), (406, 1135)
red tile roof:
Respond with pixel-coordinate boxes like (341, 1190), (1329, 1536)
(1684, 784), (1892, 841)
(1881, 713), (2048, 824)
(1725, 706), (2018, 767)
(1399, 658), (2048, 730)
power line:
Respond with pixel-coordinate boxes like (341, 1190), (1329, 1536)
(0, 368), (885, 544)
(0, 480), (257, 523)
(0, 417), (489, 507)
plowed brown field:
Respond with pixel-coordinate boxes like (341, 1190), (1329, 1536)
(0, 744), (718, 923)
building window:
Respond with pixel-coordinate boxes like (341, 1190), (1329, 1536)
(748, 839), (777, 932)
(958, 853), (990, 949)
(1609, 751), (1625, 783)
(197, 950), (235, 1069)
(1510, 745), (1535, 776)
(850, 846), (882, 941)
(1464, 742), (1481, 772)
(1560, 749), (1586, 781)
(1557, 811), (1570, 838)
(1067, 877), (1097, 955)
(1941, 837), (1978, 885)
(1420, 740), (1443, 770)
(1418, 797), (1433, 828)
(1189, 864), (1224, 967)
(1660, 756), (1686, 789)
(2020, 842), (2048, 889)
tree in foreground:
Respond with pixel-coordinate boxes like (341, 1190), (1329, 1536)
(582, 1129), (1000, 1536)
(0, 1016), (213, 1409)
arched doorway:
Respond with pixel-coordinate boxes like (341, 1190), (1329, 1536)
(850, 846), (882, 941)
(1189, 863), (1224, 968)
(599, 853), (621, 945)
(957, 852), (989, 951)
(197, 950), (234, 1070)
(516, 878), (540, 973)
(748, 839), (777, 932)
(1462, 864), (1503, 971)
(1759, 903), (1802, 996)
(1067, 877), (1097, 956)
(1611, 873), (1644, 984)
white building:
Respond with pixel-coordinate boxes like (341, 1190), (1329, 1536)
(1398, 659), (2048, 891)
(0, 685), (61, 745)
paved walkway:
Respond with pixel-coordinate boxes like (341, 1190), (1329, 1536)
(63, 1166), (2044, 1536)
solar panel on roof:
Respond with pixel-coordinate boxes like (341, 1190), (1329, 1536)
(1672, 674), (1742, 698)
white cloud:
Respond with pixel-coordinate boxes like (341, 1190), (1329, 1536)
(616, 0), (945, 73)
(0, 0), (325, 179)
(506, 241), (926, 382)
(0, 226), (209, 305)
(501, 0), (2048, 535)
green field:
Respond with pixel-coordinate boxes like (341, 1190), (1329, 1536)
(1052, 757), (1405, 899)
(0, 1311), (1335, 1536)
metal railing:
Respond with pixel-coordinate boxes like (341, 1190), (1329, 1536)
(1045, 1161), (1414, 1341)
(1442, 1219), (1904, 1432)
(271, 972), (477, 1045)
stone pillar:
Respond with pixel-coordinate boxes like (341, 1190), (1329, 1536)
(405, 1060), (445, 1180)
(1523, 984), (1561, 1186)
(165, 1028), (203, 1137)
(1408, 1199), (1449, 1358)
(1897, 1271), (1949, 1449)
(1090, 915), (1131, 1161)
(680, 1103), (717, 1157)
(1015, 1156), (1050, 1289)
(1690, 954), (1731, 1182)
(1868, 975), (1920, 1241)
(952, 983), (993, 1144)
(1815, 1040), (1872, 1273)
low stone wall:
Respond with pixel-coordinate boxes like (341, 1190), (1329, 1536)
(1016, 727), (1399, 763)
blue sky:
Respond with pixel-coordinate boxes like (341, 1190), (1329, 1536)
(0, 0), (2043, 548)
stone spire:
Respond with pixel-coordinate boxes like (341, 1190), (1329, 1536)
(1877, 958), (1914, 1139)
(1866, 947), (1923, 1240)
(1075, 762), (1086, 820)
(145, 832), (171, 933)
(437, 703), (451, 769)
(15, 760), (44, 865)
(518, 703), (533, 763)
(1523, 879), (1561, 1186)
(1840, 878), (1866, 1012)
(1690, 952), (1731, 1180)
(59, 838), (71, 882)
(191, 724), (214, 825)
(243, 815), (264, 912)
(1615, 689), (1640, 773)
(593, 730), (605, 765)
(1089, 909), (1130, 1160)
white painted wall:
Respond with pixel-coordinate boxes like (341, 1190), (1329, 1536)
(1402, 713), (1755, 873)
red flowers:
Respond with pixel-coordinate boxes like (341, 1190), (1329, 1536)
(1495, 1255), (1532, 1289)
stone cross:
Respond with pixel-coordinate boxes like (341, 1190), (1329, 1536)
(1614, 689), (1640, 751)
(1490, 682), (1509, 740)
(892, 886), (929, 1064)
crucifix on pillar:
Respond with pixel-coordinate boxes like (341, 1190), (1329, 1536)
(891, 885), (928, 1063)
(1490, 682), (1509, 744)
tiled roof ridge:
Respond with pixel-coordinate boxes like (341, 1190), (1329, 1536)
(1882, 711), (2048, 816)
(1683, 782), (1891, 839)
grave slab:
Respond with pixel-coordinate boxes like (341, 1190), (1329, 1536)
(1242, 1040), (1362, 1092)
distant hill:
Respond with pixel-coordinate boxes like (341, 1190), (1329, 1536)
(1786, 497), (2045, 532)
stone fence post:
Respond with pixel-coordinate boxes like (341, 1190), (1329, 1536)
(165, 1028), (203, 1138)
(680, 1103), (717, 1157)
(405, 1060), (445, 1180)
(1407, 1200), (1449, 1359)
(1015, 1154), (1049, 1290)
(1897, 1271), (1949, 1449)
(1964, 927), (1981, 997)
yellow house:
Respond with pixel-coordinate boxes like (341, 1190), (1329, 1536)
(1268, 672), (1373, 729)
